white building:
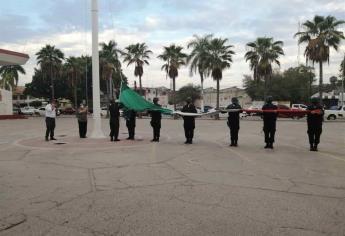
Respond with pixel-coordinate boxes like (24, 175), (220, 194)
(203, 87), (252, 108)
(143, 86), (170, 108)
(0, 49), (29, 116)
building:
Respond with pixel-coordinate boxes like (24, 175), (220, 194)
(203, 87), (252, 108)
(142, 86), (171, 108)
(0, 49), (29, 116)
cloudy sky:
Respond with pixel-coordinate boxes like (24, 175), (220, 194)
(1, 0), (344, 89)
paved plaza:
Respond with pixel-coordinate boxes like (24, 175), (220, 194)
(0, 116), (345, 236)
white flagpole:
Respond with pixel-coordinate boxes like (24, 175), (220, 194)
(90, 0), (104, 138)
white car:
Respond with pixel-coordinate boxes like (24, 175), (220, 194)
(20, 106), (36, 115)
(291, 104), (307, 110)
(35, 107), (47, 116)
(325, 105), (345, 120)
(35, 107), (61, 116)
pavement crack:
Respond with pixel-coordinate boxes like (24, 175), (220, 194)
(0, 214), (27, 232)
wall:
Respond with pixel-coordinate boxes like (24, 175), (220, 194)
(0, 89), (13, 115)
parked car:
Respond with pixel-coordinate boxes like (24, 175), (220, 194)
(34, 107), (61, 116)
(325, 105), (345, 120)
(20, 106), (36, 115)
(35, 107), (46, 116)
(62, 107), (76, 115)
(277, 105), (305, 119)
(245, 106), (261, 116)
(291, 104), (307, 110)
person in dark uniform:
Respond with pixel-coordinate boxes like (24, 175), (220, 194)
(226, 97), (242, 146)
(109, 99), (122, 142)
(125, 109), (136, 140)
(262, 96), (278, 149)
(150, 97), (162, 142)
(181, 97), (197, 144)
(307, 97), (324, 151)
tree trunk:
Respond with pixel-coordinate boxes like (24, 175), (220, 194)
(319, 61), (323, 104)
(264, 75), (268, 100)
(216, 78), (220, 120)
(139, 75), (143, 97)
(173, 77), (177, 119)
(200, 73), (204, 112)
(74, 74), (78, 109)
(108, 71), (113, 100)
(51, 64), (54, 100)
(173, 77), (176, 111)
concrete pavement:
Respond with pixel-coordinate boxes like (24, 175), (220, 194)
(0, 117), (344, 235)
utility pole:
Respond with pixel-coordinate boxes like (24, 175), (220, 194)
(341, 53), (345, 107)
(90, 0), (104, 138)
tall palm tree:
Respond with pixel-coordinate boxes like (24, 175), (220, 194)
(245, 37), (284, 98)
(157, 44), (187, 111)
(36, 45), (64, 100)
(187, 34), (213, 112)
(65, 57), (83, 108)
(295, 15), (345, 102)
(203, 37), (235, 114)
(0, 65), (26, 90)
(122, 43), (152, 96)
(99, 40), (122, 101)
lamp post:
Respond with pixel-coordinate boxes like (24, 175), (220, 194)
(90, 0), (104, 138)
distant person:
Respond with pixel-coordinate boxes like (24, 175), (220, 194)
(262, 96), (278, 149)
(181, 97), (197, 144)
(307, 97), (324, 151)
(45, 99), (57, 141)
(227, 97), (242, 146)
(77, 103), (88, 138)
(125, 109), (136, 140)
(150, 97), (162, 142)
(109, 99), (122, 142)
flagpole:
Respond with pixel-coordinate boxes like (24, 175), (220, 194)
(90, 0), (104, 138)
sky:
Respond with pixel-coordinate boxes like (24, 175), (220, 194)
(1, 0), (345, 89)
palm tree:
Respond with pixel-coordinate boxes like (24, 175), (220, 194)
(36, 45), (64, 100)
(65, 57), (83, 108)
(157, 44), (187, 111)
(0, 65), (26, 90)
(245, 37), (284, 98)
(99, 40), (122, 101)
(122, 43), (152, 96)
(203, 37), (235, 114)
(295, 15), (345, 102)
(187, 34), (213, 112)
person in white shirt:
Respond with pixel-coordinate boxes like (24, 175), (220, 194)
(45, 100), (57, 141)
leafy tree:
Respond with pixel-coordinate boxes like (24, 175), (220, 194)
(65, 56), (83, 108)
(122, 43), (152, 95)
(0, 65), (26, 90)
(187, 34), (213, 111)
(99, 40), (122, 101)
(157, 44), (187, 111)
(244, 37), (284, 97)
(25, 68), (69, 99)
(295, 15), (345, 102)
(36, 45), (64, 100)
(243, 65), (316, 103)
(176, 84), (201, 105)
(203, 37), (235, 115)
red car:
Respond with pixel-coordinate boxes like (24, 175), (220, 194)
(276, 105), (305, 119)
